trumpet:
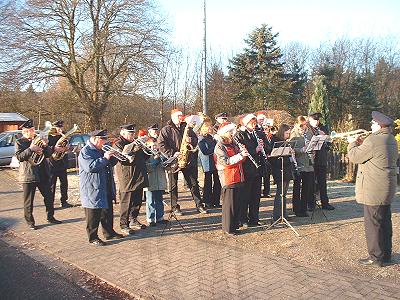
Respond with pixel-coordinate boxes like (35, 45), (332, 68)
(330, 129), (371, 140)
(102, 144), (133, 162)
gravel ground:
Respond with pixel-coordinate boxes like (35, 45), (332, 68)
(44, 171), (400, 284)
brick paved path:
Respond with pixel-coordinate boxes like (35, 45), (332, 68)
(1, 171), (399, 300)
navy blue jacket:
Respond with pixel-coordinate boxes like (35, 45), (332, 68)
(198, 134), (217, 173)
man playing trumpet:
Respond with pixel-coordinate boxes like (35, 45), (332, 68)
(347, 111), (398, 267)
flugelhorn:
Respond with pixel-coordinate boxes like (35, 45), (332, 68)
(102, 144), (133, 162)
(330, 129), (371, 140)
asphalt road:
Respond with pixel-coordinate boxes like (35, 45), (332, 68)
(0, 239), (95, 300)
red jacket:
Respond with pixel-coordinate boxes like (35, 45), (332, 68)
(214, 142), (245, 187)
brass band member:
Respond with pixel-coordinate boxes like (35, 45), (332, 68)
(234, 113), (264, 227)
(78, 129), (123, 246)
(347, 111), (398, 267)
(114, 124), (148, 235)
(198, 123), (221, 208)
(48, 120), (72, 208)
(290, 116), (315, 217)
(15, 119), (62, 230)
(262, 118), (276, 198)
(256, 112), (272, 198)
(214, 122), (247, 235)
(308, 112), (335, 210)
(158, 109), (207, 215)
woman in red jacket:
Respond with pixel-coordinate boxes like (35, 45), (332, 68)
(214, 123), (248, 235)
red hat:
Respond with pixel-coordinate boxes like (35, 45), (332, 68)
(241, 113), (257, 126)
(137, 129), (147, 137)
(217, 122), (237, 135)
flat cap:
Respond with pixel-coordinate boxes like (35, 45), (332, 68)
(148, 123), (159, 130)
(308, 112), (322, 120)
(52, 120), (64, 127)
(120, 124), (135, 132)
(19, 119), (34, 129)
(215, 112), (228, 120)
(372, 111), (393, 127)
(90, 129), (108, 138)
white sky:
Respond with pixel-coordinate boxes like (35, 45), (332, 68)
(156, 0), (400, 58)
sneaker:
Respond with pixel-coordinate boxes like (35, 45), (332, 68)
(130, 219), (147, 230)
(47, 217), (62, 224)
(358, 257), (383, 267)
(173, 207), (184, 216)
(120, 227), (134, 235)
(197, 205), (208, 214)
(148, 221), (157, 227)
(90, 239), (106, 246)
(105, 233), (124, 240)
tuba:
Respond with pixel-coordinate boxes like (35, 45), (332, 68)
(29, 121), (52, 166)
(51, 124), (79, 160)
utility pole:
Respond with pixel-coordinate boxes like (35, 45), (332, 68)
(202, 0), (208, 115)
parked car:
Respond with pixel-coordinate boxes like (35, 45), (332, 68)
(0, 130), (22, 166)
(66, 133), (90, 169)
(0, 130), (89, 169)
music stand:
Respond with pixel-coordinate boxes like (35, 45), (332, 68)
(161, 165), (186, 236)
(306, 135), (329, 222)
(266, 140), (300, 237)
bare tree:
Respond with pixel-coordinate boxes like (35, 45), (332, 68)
(0, 0), (167, 129)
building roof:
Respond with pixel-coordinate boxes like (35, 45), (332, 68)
(0, 112), (29, 122)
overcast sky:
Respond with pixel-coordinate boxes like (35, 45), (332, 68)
(156, 0), (400, 57)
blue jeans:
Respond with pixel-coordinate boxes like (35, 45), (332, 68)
(145, 190), (164, 223)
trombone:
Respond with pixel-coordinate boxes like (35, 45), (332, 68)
(330, 129), (371, 140)
(102, 144), (133, 162)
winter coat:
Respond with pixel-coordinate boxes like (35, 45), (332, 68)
(269, 137), (293, 182)
(234, 128), (262, 178)
(347, 127), (398, 206)
(114, 136), (149, 192)
(144, 156), (167, 192)
(214, 142), (245, 188)
(48, 134), (68, 171)
(311, 124), (330, 167)
(15, 136), (52, 184)
(198, 134), (217, 173)
(78, 141), (118, 209)
(290, 126), (314, 173)
(157, 120), (198, 169)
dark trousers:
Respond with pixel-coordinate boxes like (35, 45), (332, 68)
(240, 175), (261, 224)
(120, 188), (143, 228)
(364, 204), (392, 262)
(22, 182), (55, 225)
(262, 165), (272, 196)
(314, 165), (329, 205)
(221, 185), (242, 233)
(292, 171), (315, 214)
(84, 206), (115, 242)
(169, 166), (202, 209)
(50, 169), (68, 203)
(203, 170), (221, 206)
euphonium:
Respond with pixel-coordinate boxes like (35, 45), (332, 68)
(51, 124), (79, 160)
(29, 121), (52, 166)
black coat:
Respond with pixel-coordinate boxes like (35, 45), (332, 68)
(114, 136), (149, 192)
(48, 134), (68, 171)
(269, 137), (293, 182)
(157, 120), (199, 169)
(234, 128), (262, 178)
(312, 124), (330, 167)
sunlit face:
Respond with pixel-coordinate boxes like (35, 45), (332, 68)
(171, 112), (183, 125)
(148, 129), (158, 139)
(371, 120), (381, 133)
(216, 117), (227, 124)
(55, 127), (63, 134)
(245, 118), (257, 131)
(121, 129), (135, 142)
(92, 136), (107, 150)
(309, 117), (319, 127)
(257, 118), (264, 125)
(298, 122), (307, 134)
(22, 127), (35, 139)
(284, 129), (291, 140)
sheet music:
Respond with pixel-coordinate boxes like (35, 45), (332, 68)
(305, 135), (328, 152)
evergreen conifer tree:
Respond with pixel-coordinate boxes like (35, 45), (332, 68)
(309, 75), (330, 129)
